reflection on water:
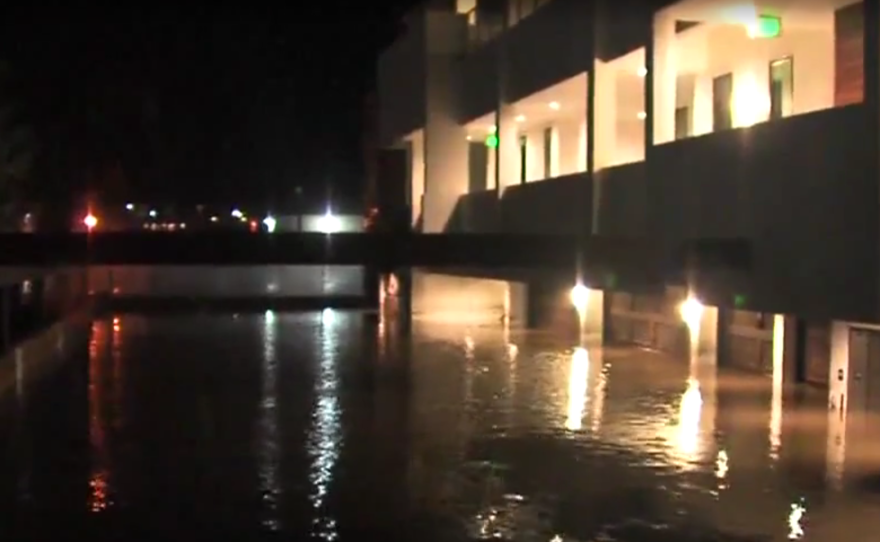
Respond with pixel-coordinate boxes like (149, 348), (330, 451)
(309, 308), (342, 540)
(5, 312), (880, 540)
(564, 348), (588, 432)
(87, 320), (112, 513)
(675, 377), (703, 463)
(258, 310), (281, 530)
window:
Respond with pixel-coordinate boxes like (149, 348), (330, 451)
(712, 73), (733, 131)
(542, 127), (553, 179)
(519, 135), (527, 184)
(674, 107), (691, 140)
(769, 57), (794, 120)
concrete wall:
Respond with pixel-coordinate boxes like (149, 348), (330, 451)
(652, 5), (843, 145)
(411, 271), (522, 325)
(500, 172), (591, 234)
(378, 10), (428, 146)
(608, 290), (689, 358)
(515, 117), (587, 182)
(645, 105), (878, 322)
(88, 266), (365, 298)
(595, 162), (646, 236)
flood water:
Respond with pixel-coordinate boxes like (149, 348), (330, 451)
(2, 310), (880, 541)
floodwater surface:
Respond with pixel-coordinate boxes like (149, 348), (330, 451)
(1, 310), (880, 541)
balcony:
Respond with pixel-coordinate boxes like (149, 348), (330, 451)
(595, 162), (647, 237)
(647, 105), (877, 321)
(501, 171), (591, 235)
(502, 0), (593, 102)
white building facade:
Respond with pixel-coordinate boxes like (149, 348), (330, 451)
(377, 0), (880, 415)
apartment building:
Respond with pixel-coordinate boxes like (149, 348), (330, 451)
(376, 0), (880, 399)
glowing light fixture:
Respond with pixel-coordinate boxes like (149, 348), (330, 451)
(83, 214), (98, 230)
(125, 203), (134, 211)
(637, 66), (648, 77)
(549, 101), (560, 110)
(515, 115), (526, 122)
(637, 111), (646, 120)
(679, 296), (704, 332)
(263, 215), (277, 233)
(485, 134), (499, 148)
(570, 283), (590, 313)
(149, 209), (157, 218)
(231, 208), (243, 219)
(747, 15), (781, 39)
(316, 210), (341, 234)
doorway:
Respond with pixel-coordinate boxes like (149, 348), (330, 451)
(769, 57), (794, 120)
(468, 142), (488, 193)
(712, 73), (733, 131)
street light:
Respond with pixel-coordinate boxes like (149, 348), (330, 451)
(83, 213), (98, 231)
(316, 210), (341, 234)
(262, 215), (277, 233)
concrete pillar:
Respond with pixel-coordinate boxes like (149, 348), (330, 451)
(424, 56), (468, 233)
(580, 289), (605, 345)
(593, 61), (617, 170)
(695, 306), (719, 362)
(826, 320), (850, 486)
(498, 104), (520, 190)
(504, 281), (528, 328)
(651, 9), (677, 146)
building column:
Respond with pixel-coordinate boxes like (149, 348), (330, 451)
(593, 61), (617, 171)
(581, 289), (605, 345)
(497, 104), (520, 191)
(651, 9), (677, 146)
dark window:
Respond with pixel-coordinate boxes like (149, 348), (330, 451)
(519, 135), (527, 184)
(674, 106), (691, 139)
(769, 57), (794, 120)
(542, 127), (553, 178)
(712, 73), (733, 131)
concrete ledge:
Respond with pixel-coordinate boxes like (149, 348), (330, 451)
(93, 294), (372, 314)
(0, 311), (91, 401)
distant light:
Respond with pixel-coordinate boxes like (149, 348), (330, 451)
(466, 134), (472, 141)
(485, 134), (499, 148)
(515, 115), (526, 122)
(125, 203), (134, 211)
(488, 125), (497, 133)
(263, 215), (277, 233)
(149, 209), (157, 218)
(316, 210), (341, 234)
(83, 214), (98, 230)
(231, 208), (242, 218)
(637, 66), (648, 77)
(637, 111), (646, 120)
(179, 223), (186, 229)
(549, 101), (560, 110)
(210, 215), (218, 222)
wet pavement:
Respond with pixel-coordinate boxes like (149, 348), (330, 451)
(1, 310), (880, 541)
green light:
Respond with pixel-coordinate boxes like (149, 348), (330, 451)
(605, 272), (618, 290)
(734, 294), (747, 308)
(751, 15), (781, 38)
(485, 134), (498, 148)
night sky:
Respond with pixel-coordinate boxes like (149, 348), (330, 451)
(0, 3), (412, 211)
